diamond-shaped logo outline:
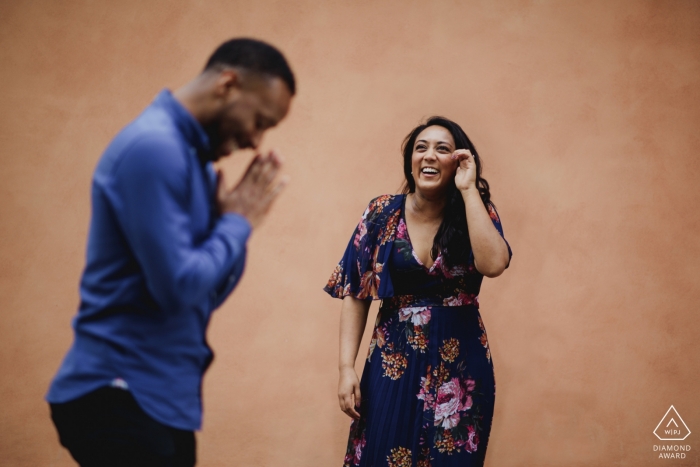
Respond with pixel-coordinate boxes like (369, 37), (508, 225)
(653, 405), (691, 441)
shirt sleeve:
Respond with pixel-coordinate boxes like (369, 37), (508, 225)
(108, 136), (252, 313)
(487, 202), (513, 268)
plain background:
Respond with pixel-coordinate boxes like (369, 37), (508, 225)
(1, 1), (699, 466)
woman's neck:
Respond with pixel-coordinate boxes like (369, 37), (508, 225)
(407, 190), (446, 222)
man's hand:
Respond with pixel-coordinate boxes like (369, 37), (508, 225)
(217, 151), (289, 228)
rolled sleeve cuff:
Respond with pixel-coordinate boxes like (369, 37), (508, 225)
(218, 213), (252, 244)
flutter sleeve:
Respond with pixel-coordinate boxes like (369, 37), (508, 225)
(486, 202), (513, 268)
(324, 195), (401, 300)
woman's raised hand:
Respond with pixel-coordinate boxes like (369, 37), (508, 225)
(338, 367), (361, 420)
(452, 149), (477, 192)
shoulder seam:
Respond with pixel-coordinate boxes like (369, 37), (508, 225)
(109, 133), (186, 178)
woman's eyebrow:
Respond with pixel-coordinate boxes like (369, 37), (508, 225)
(415, 139), (453, 146)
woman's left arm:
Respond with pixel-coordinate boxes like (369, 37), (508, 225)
(453, 149), (511, 277)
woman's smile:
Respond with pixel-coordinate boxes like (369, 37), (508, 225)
(420, 166), (440, 177)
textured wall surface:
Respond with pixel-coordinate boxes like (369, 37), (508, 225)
(1, 1), (699, 466)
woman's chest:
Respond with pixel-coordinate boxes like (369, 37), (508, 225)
(401, 212), (441, 269)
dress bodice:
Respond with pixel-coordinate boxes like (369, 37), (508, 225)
(386, 199), (484, 308)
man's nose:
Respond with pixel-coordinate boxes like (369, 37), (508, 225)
(249, 132), (263, 150)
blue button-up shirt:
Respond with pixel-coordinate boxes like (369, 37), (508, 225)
(46, 90), (251, 430)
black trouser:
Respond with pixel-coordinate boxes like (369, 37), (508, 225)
(50, 387), (196, 467)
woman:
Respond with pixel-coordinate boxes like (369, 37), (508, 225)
(324, 116), (512, 467)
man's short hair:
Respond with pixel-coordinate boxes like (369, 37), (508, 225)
(204, 38), (296, 95)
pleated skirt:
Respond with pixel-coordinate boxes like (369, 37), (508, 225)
(343, 301), (495, 467)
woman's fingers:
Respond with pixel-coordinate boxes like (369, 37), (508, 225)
(451, 149), (474, 161)
(347, 408), (360, 419)
(452, 149), (475, 171)
(339, 386), (361, 419)
(340, 393), (355, 418)
(346, 384), (361, 419)
(347, 392), (361, 419)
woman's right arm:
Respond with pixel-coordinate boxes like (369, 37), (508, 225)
(338, 295), (371, 419)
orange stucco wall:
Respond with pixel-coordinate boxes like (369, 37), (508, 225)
(1, 1), (699, 466)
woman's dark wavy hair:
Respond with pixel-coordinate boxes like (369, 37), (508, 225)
(400, 116), (491, 268)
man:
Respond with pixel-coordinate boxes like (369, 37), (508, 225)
(46, 38), (295, 466)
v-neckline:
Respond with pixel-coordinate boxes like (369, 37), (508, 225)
(401, 194), (441, 273)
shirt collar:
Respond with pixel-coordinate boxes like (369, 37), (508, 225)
(154, 89), (211, 157)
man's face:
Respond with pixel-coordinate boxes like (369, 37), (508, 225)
(212, 73), (292, 158)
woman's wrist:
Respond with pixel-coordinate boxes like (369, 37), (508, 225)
(339, 362), (356, 371)
(459, 184), (479, 198)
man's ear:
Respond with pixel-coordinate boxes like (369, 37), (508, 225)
(213, 69), (242, 99)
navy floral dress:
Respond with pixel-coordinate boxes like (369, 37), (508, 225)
(325, 194), (512, 467)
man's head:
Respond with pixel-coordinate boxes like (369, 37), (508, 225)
(199, 38), (295, 158)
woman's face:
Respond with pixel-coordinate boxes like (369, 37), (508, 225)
(411, 125), (457, 196)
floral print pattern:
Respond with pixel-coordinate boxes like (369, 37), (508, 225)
(387, 447), (413, 467)
(439, 338), (460, 363)
(328, 194), (511, 467)
(478, 316), (491, 363)
(381, 343), (408, 380)
(400, 306), (431, 352)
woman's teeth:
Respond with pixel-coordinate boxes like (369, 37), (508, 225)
(421, 168), (439, 174)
